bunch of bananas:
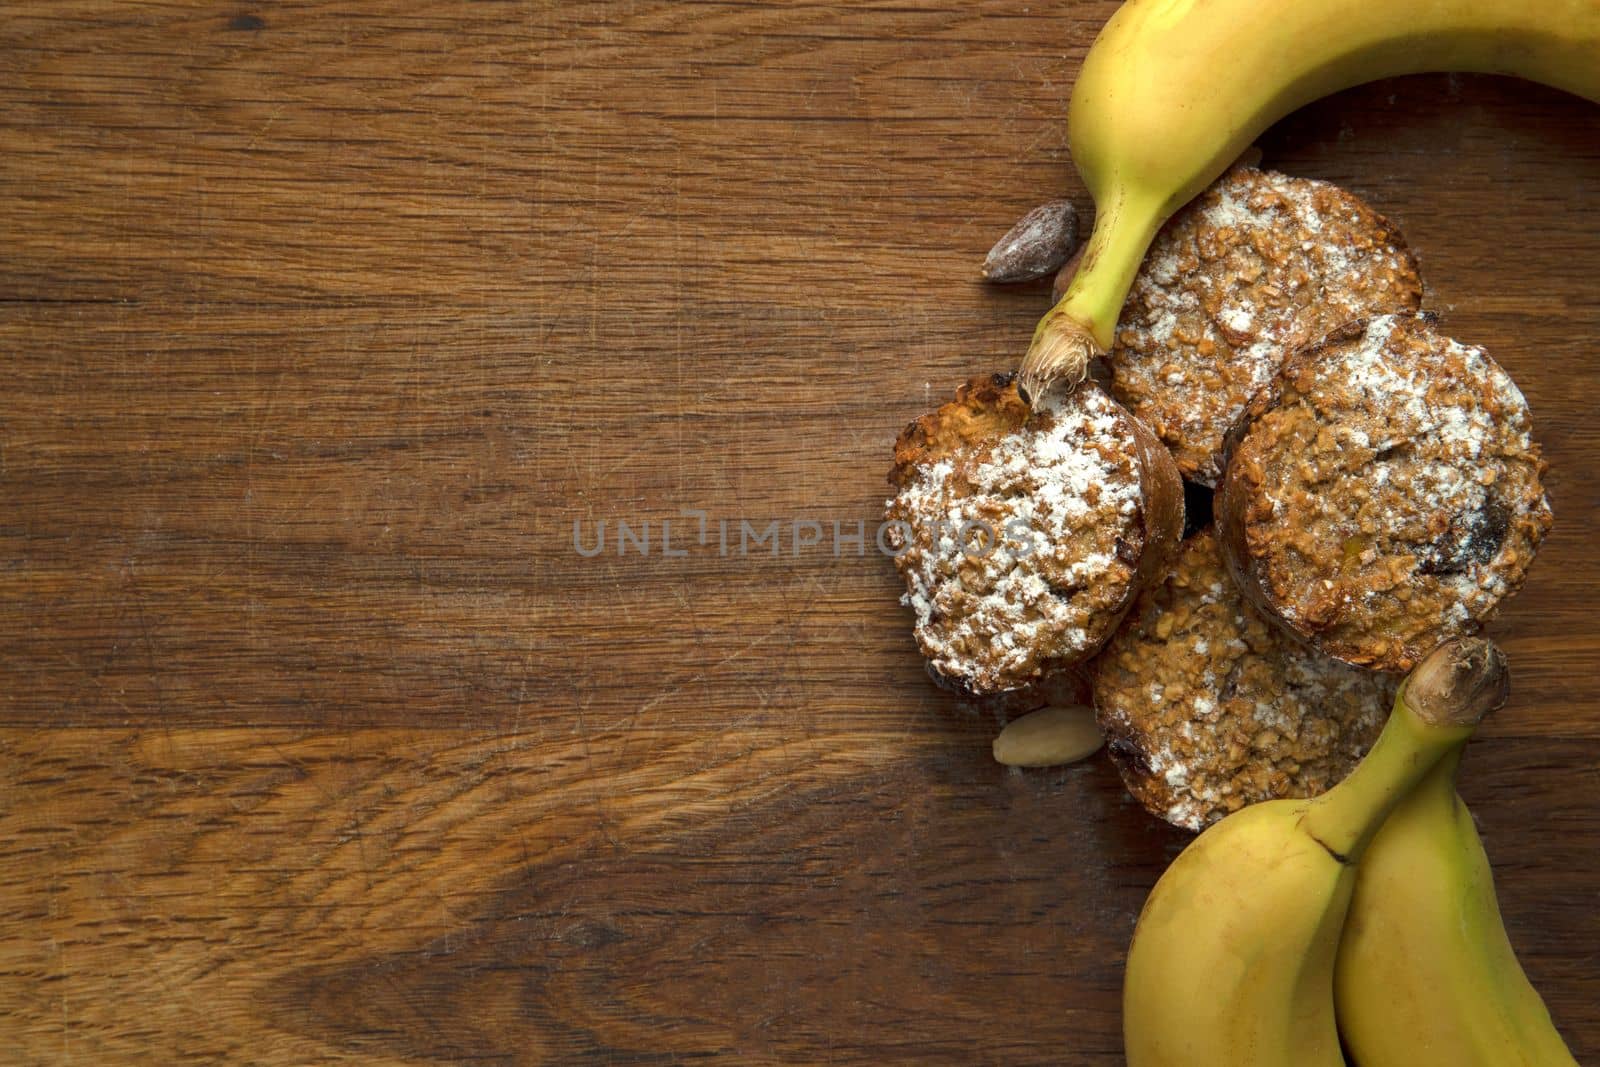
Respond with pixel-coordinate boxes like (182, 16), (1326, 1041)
(1122, 639), (1579, 1065)
(1005, 5), (1594, 1058)
(1016, 0), (1600, 403)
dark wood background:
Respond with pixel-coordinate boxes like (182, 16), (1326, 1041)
(2, 2), (1597, 1062)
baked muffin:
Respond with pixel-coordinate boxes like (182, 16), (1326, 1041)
(1107, 167), (1423, 485)
(1093, 529), (1394, 831)
(1217, 313), (1553, 673)
(886, 373), (1183, 704)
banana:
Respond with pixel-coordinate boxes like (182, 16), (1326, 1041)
(1122, 638), (1507, 1067)
(1335, 749), (1580, 1066)
(1018, 0), (1600, 402)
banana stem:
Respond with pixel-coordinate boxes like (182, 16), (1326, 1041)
(1403, 638), (1511, 730)
(1017, 188), (1166, 404)
(1300, 638), (1507, 863)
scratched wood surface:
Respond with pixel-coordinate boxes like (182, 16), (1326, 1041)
(2, 2), (1598, 1063)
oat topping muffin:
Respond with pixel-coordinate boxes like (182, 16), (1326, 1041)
(1217, 313), (1553, 673)
(886, 373), (1183, 703)
(1108, 167), (1423, 485)
(1093, 529), (1394, 831)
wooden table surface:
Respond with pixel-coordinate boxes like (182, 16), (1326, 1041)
(3, 2), (1598, 1063)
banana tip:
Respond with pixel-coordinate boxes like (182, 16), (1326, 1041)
(1404, 637), (1510, 729)
(1018, 315), (1096, 407)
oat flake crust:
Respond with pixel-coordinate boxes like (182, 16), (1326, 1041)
(886, 374), (1182, 701)
(1108, 167), (1423, 485)
(1093, 530), (1394, 831)
(1217, 313), (1554, 673)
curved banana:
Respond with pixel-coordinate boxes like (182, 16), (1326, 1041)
(1122, 638), (1507, 1067)
(1335, 750), (1580, 1066)
(1018, 0), (1600, 402)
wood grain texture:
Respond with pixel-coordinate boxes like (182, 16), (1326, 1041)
(1, 1), (1597, 1062)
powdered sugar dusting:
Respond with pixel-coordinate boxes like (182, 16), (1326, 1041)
(1325, 316), (1536, 619)
(887, 384), (1146, 695)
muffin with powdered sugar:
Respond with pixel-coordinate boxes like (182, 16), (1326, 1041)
(886, 373), (1182, 707)
(1217, 312), (1553, 673)
(1092, 529), (1394, 830)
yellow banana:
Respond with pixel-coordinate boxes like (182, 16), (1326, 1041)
(1018, 0), (1600, 402)
(1335, 750), (1580, 1066)
(1122, 638), (1507, 1067)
